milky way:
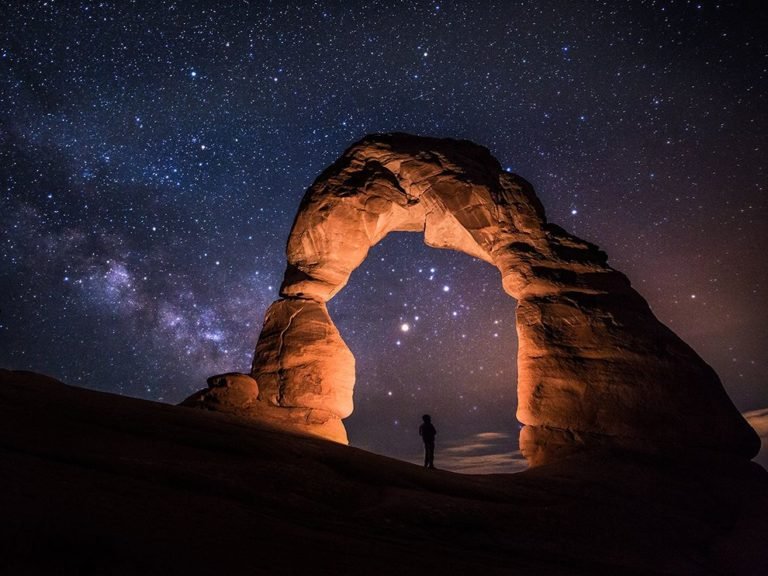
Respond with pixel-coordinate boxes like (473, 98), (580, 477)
(1, 1), (766, 468)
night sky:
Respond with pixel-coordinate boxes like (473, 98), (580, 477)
(2, 1), (766, 471)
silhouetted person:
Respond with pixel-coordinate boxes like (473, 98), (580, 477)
(419, 414), (437, 469)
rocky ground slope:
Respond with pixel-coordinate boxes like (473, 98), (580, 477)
(2, 369), (767, 575)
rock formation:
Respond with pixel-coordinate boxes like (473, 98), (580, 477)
(183, 133), (759, 465)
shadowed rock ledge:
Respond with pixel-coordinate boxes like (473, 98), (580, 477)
(2, 370), (768, 575)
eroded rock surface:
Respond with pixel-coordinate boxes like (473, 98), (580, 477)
(183, 133), (759, 464)
(251, 299), (355, 419)
(181, 371), (348, 443)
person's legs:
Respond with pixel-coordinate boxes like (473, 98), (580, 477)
(425, 441), (435, 468)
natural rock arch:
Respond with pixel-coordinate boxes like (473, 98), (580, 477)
(183, 133), (759, 466)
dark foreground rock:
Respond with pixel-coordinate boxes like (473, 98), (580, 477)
(2, 370), (767, 575)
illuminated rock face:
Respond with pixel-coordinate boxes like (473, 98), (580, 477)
(184, 133), (759, 465)
(251, 299), (355, 420)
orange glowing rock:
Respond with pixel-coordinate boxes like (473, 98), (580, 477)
(182, 133), (759, 464)
(251, 298), (355, 419)
(181, 371), (348, 443)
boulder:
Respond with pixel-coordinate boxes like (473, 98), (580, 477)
(181, 372), (259, 413)
(180, 372), (347, 443)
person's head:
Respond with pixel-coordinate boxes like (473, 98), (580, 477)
(422, 414), (431, 423)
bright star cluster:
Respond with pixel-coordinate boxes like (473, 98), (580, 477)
(1, 1), (765, 464)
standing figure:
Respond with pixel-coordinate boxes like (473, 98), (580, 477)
(419, 414), (437, 469)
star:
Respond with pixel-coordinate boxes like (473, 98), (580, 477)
(0, 0), (763, 471)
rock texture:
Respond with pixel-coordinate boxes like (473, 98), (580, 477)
(181, 370), (348, 443)
(184, 133), (759, 465)
(251, 299), (355, 419)
(6, 371), (768, 575)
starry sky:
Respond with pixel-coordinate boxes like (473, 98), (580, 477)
(1, 1), (766, 472)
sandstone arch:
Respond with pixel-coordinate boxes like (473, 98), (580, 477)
(183, 133), (759, 466)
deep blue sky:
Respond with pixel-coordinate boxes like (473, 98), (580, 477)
(1, 1), (766, 469)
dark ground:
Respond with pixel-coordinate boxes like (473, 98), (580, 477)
(1, 369), (767, 575)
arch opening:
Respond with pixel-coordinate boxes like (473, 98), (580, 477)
(330, 232), (522, 472)
(183, 133), (759, 467)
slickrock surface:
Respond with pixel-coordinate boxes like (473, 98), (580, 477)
(2, 371), (767, 576)
(184, 133), (758, 465)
